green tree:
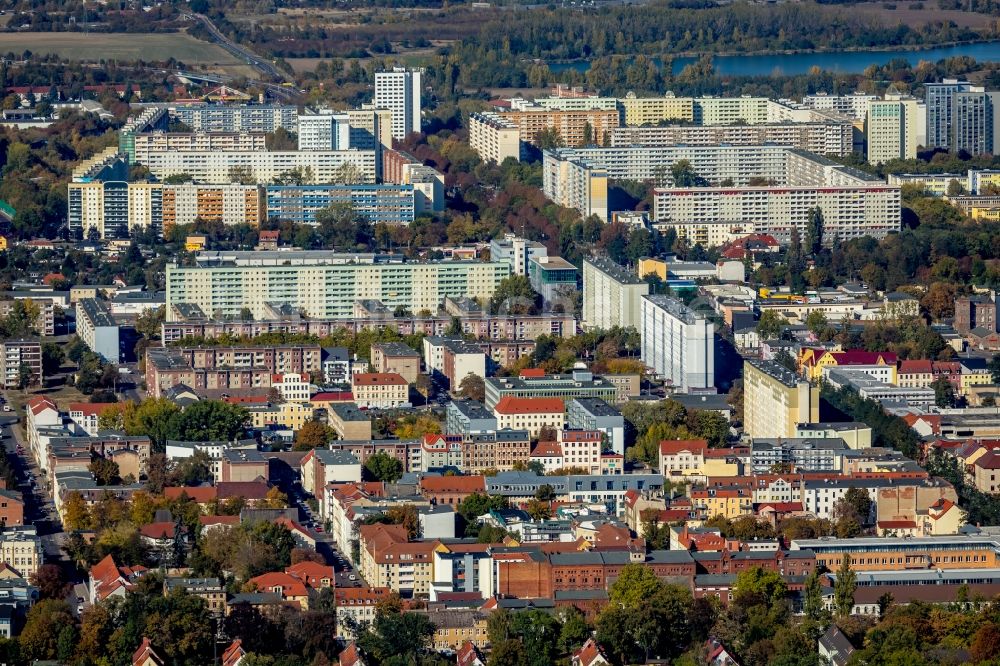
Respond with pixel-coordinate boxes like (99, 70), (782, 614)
(41, 342), (64, 376)
(168, 400), (248, 442)
(932, 376), (957, 408)
(364, 451), (404, 483)
(135, 305), (165, 340)
(834, 554), (857, 617)
(805, 207), (824, 256)
(805, 310), (828, 336)
(670, 159), (708, 187)
(609, 563), (665, 608)
(458, 373), (486, 402)
(490, 275), (541, 315)
(733, 567), (787, 608)
(88, 456), (120, 486)
(357, 608), (436, 664)
(756, 310), (787, 340)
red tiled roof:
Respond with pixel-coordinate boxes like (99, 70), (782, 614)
(221, 639), (246, 666)
(572, 639), (609, 666)
(139, 522), (176, 540)
(974, 451), (1000, 470)
(493, 396), (564, 415)
(419, 475), (486, 494)
(457, 641), (484, 666)
(248, 572), (309, 599)
(659, 439), (709, 456)
(311, 391), (355, 402)
(339, 642), (364, 666)
(530, 441), (563, 457)
(132, 637), (164, 666)
(898, 359), (933, 374)
(68, 402), (116, 417)
(353, 372), (407, 386)
(217, 481), (270, 500)
(878, 520), (917, 529)
(285, 561), (335, 588)
(26, 396), (57, 415)
(164, 486), (218, 502)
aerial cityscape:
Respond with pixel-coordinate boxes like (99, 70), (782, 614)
(7, 0), (1000, 664)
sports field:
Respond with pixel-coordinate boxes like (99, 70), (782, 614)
(1, 32), (241, 64)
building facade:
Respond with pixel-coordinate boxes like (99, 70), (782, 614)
(639, 295), (714, 392)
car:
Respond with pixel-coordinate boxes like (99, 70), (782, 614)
(349, 574), (356, 581)
(314, 525), (323, 532)
(2, 406), (10, 412)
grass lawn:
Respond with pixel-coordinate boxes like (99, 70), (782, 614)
(1, 32), (240, 64)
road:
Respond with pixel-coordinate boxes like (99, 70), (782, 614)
(0, 413), (66, 561)
(184, 12), (287, 82)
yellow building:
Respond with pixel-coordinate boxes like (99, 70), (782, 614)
(637, 257), (667, 281)
(247, 402), (314, 431)
(618, 92), (695, 126)
(691, 487), (753, 519)
(798, 348), (897, 383)
(185, 235), (207, 252)
(969, 206), (1000, 222)
(0, 235), (8, 252)
(743, 359), (819, 439)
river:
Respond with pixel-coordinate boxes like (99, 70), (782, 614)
(547, 41), (1000, 77)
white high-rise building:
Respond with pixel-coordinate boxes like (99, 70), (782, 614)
(639, 295), (714, 392)
(866, 94), (921, 164)
(582, 257), (650, 331)
(374, 68), (423, 141)
(297, 113), (351, 150)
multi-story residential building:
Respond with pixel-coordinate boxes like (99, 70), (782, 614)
(483, 470), (664, 513)
(925, 79), (976, 150)
(544, 145), (884, 221)
(445, 400), (497, 437)
(0, 527), (42, 579)
(68, 181), (265, 238)
(162, 307), (575, 343)
(296, 113), (351, 151)
(358, 523), (437, 596)
(639, 295), (714, 392)
(300, 449), (362, 505)
(492, 397), (565, 437)
(652, 184), (900, 246)
(265, 184), (416, 226)
(172, 344), (324, 376)
(0, 339), (42, 390)
(0, 489), (24, 528)
(420, 434), (464, 471)
(955, 292), (999, 334)
(461, 429), (531, 472)
(0, 296), (54, 336)
(743, 359), (819, 439)
(498, 107), (620, 147)
(566, 398), (625, 455)
(438, 339), (486, 390)
(328, 403), (373, 441)
(952, 90), (1000, 155)
(803, 92), (878, 120)
(351, 373), (409, 409)
(469, 113), (522, 164)
(165, 253), (510, 320)
(131, 131), (267, 162)
(582, 257), (650, 331)
(617, 92), (694, 125)
(483, 370), (618, 410)
(374, 68), (423, 140)
(610, 121), (853, 156)
(554, 429), (605, 474)
(75, 299), (120, 362)
(371, 343), (421, 384)
(866, 94), (921, 164)
(488, 234), (548, 276)
(335, 587), (393, 637)
(380, 149), (444, 213)
(163, 577), (226, 614)
(168, 103), (298, 133)
(749, 438), (847, 474)
(138, 149), (377, 185)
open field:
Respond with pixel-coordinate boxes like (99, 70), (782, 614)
(0, 32), (241, 64)
(286, 47), (445, 74)
(853, 3), (995, 29)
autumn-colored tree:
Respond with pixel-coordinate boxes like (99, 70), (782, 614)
(393, 414), (442, 439)
(62, 491), (91, 531)
(971, 622), (1000, 663)
(262, 486), (289, 509)
(294, 420), (335, 450)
